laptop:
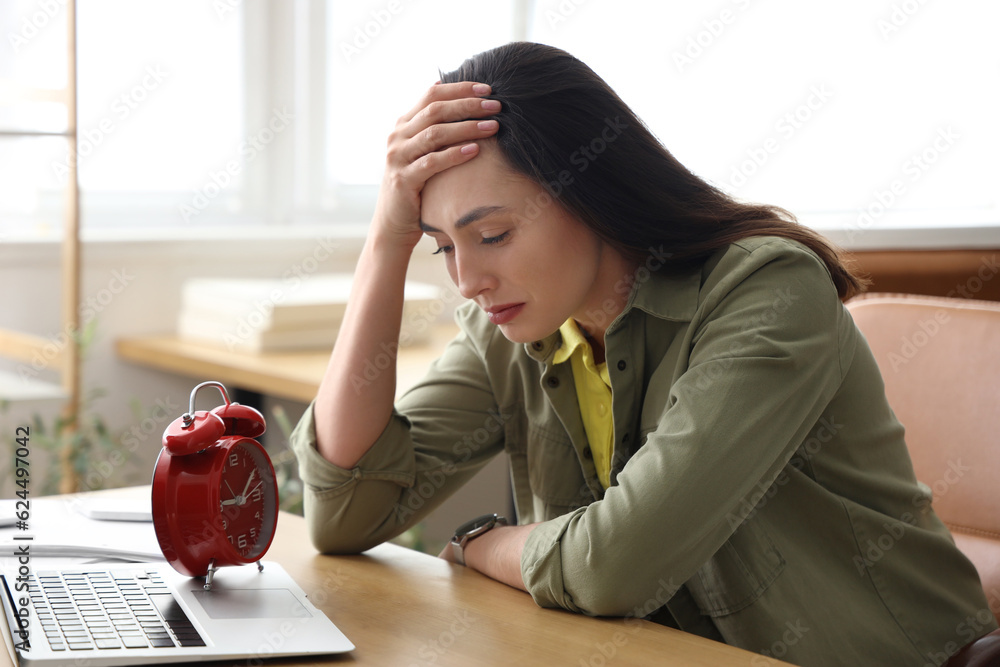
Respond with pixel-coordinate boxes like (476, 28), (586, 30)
(0, 560), (354, 666)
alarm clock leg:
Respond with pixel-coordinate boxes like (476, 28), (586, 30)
(204, 559), (217, 591)
(256, 560), (264, 573)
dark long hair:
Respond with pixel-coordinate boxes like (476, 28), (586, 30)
(440, 42), (867, 300)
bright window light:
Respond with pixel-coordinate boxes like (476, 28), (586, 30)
(324, 0), (516, 186)
(527, 0), (999, 221)
(1, 1), (996, 238)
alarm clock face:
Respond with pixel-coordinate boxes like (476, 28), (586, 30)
(218, 439), (278, 560)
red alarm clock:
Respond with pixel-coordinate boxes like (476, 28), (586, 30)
(152, 381), (279, 589)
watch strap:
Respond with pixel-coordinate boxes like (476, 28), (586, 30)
(449, 513), (508, 566)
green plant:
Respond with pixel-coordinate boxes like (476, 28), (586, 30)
(0, 388), (155, 496)
(0, 320), (150, 495)
(267, 404), (305, 516)
(31, 386), (117, 495)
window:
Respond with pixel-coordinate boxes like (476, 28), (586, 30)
(2, 1), (996, 239)
(1, 0), (244, 235)
(325, 1), (517, 187)
(525, 0), (999, 233)
(321, 1), (520, 223)
(76, 1), (245, 225)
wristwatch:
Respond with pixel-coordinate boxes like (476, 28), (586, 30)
(449, 513), (509, 566)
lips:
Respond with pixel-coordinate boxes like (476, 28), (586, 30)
(485, 303), (525, 325)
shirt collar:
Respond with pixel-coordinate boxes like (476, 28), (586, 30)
(552, 318), (590, 365)
(617, 260), (704, 324)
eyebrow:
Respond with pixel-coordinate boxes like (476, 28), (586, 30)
(419, 205), (510, 234)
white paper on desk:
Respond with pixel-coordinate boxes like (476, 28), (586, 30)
(0, 495), (163, 563)
(0, 500), (17, 527)
(73, 496), (153, 522)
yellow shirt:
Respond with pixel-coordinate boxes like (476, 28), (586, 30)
(552, 318), (614, 489)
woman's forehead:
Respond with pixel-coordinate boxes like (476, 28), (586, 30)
(421, 147), (532, 228)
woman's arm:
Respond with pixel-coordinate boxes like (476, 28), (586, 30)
(439, 523), (539, 591)
(313, 82), (500, 469)
(293, 303), (513, 554)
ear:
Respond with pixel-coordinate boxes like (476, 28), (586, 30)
(162, 411), (226, 456)
(211, 402), (266, 438)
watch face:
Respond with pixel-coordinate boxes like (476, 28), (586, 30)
(455, 513), (506, 538)
(218, 440), (277, 560)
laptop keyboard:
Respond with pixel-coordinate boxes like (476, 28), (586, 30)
(29, 569), (205, 652)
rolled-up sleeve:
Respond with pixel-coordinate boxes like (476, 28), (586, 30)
(521, 240), (850, 616)
(291, 311), (507, 555)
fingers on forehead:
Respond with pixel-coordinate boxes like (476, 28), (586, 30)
(402, 81), (490, 123)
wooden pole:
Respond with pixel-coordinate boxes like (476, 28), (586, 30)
(59, 0), (81, 494)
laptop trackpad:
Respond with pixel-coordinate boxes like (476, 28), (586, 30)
(191, 589), (310, 619)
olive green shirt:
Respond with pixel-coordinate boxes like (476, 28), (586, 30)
(291, 236), (996, 666)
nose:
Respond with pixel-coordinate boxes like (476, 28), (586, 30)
(453, 249), (496, 300)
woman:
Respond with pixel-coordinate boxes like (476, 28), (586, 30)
(291, 42), (996, 664)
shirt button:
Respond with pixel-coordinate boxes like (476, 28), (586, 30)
(546, 376), (560, 389)
(583, 447), (593, 460)
(532, 341), (544, 351)
(597, 403), (608, 416)
(617, 360), (627, 371)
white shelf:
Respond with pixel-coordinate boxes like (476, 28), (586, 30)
(0, 370), (66, 403)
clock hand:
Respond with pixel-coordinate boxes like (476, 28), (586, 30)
(221, 480), (243, 508)
(239, 469), (257, 503)
(223, 480), (241, 502)
(243, 480), (263, 502)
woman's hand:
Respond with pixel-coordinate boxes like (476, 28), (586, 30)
(312, 82), (499, 470)
(372, 81), (501, 250)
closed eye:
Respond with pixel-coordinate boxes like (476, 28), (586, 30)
(432, 231), (509, 256)
(482, 231), (510, 245)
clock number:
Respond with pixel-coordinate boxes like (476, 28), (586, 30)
(251, 486), (262, 503)
(238, 534), (248, 549)
(228, 452), (239, 468)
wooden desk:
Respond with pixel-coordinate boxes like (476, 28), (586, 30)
(1, 489), (788, 667)
(259, 513), (788, 666)
(115, 324), (459, 404)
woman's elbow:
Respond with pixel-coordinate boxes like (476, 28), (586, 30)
(560, 572), (678, 619)
(300, 480), (404, 555)
(306, 519), (382, 555)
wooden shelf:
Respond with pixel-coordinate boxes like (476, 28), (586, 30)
(850, 248), (1000, 301)
(0, 328), (68, 368)
(0, 81), (69, 107)
(116, 324), (459, 404)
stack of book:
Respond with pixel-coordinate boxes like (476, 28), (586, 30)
(177, 274), (442, 353)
